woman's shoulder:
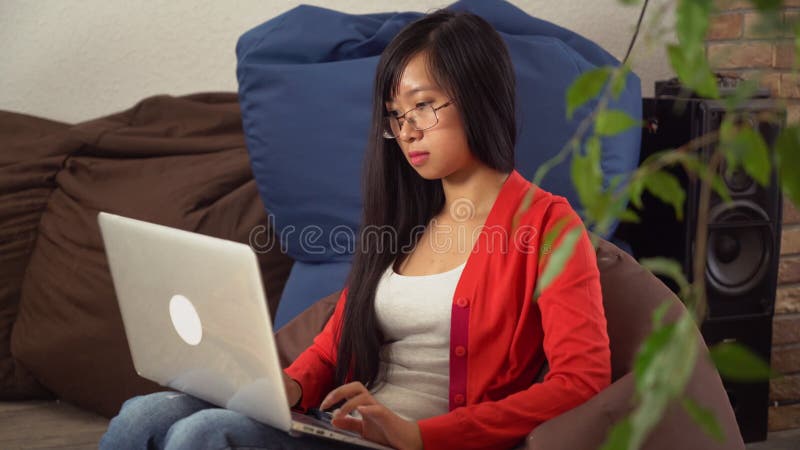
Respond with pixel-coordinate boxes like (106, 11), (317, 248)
(510, 184), (581, 228)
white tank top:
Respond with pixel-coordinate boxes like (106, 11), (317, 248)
(370, 259), (466, 421)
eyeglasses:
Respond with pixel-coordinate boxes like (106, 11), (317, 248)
(382, 100), (455, 139)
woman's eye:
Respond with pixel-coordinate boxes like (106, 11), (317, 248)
(415, 102), (430, 108)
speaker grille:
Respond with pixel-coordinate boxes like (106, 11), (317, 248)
(706, 201), (772, 297)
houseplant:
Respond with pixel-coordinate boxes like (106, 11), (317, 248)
(524, 1), (799, 448)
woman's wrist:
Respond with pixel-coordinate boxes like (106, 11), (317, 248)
(406, 420), (424, 450)
(289, 379), (303, 408)
(283, 372), (303, 408)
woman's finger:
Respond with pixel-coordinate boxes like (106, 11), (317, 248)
(334, 391), (374, 420)
(330, 413), (363, 435)
(357, 404), (389, 422)
(320, 381), (366, 410)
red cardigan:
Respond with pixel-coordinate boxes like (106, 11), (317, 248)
(285, 169), (611, 450)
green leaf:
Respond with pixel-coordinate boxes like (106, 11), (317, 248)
(587, 135), (604, 188)
(632, 301), (677, 389)
(681, 155), (733, 203)
(567, 67), (612, 119)
(651, 300), (672, 329)
(681, 397), (725, 442)
(723, 124), (771, 187)
(676, 0), (711, 47)
(539, 216), (570, 258)
(641, 258), (691, 296)
(721, 119), (739, 173)
(692, 60), (721, 99)
(667, 43), (687, 77)
(599, 418), (633, 450)
(711, 173), (733, 203)
(720, 118), (735, 140)
(533, 225), (582, 301)
(776, 125), (800, 208)
(589, 191), (615, 234)
(628, 177), (645, 210)
(643, 171), (686, 220)
(709, 341), (777, 382)
(619, 209), (641, 223)
(739, 128), (771, 187)
(595, 110), (641, 136)
(668, 44), (720, 99)
(587, 135), (602, 158)
(640, 148), (680, 167)
(571, 137), (604, 212)
(612, 65), (631, 100)
(592, 183), (641, 237)
(634, 321), (677, 388)
(608, 174), (626, 192)
(572, 154), (594, 212)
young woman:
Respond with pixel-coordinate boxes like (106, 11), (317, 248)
(101, 9), (610, 450)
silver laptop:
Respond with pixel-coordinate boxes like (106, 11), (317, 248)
(97, 212), (392, 450)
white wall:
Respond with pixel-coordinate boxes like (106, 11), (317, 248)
(0, 0), (675, 123)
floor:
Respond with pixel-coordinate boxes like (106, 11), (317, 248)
(0, 400), (798, 449)
(0, 400), (109, 450)
(746, 428), (800, 450)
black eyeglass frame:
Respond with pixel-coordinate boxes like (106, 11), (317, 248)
(382, 100), (455, 139)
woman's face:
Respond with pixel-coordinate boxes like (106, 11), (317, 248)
(385, 52), (478, 180)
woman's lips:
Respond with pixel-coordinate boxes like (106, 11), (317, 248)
(409, 151), (429, 166)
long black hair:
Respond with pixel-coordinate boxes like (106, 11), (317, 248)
(334, 9), (517, 388)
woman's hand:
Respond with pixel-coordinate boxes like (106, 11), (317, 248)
(320, 382), (423, 450)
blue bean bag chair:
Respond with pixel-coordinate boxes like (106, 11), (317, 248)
(236, 0), (641, 328)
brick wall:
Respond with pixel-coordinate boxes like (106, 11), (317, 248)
(708, 0), (800, 432)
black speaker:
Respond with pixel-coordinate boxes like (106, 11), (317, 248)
(615, 78), (784, 442)
(702, 315), (773, 443)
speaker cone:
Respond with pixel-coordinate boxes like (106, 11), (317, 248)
(720, 159), (756, 193)
(706, 200), (772, 296)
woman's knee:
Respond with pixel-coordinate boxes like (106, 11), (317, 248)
(100, 391), (213, 450)
(163, 408), (285, 450)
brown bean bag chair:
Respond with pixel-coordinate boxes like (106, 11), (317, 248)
(2, 93), (294, 417)
(0, 111), (72, 400)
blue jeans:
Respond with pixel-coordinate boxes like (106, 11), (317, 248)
(99, 391), (363, 450)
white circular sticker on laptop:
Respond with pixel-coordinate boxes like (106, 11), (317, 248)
(169, 294), (203, 346)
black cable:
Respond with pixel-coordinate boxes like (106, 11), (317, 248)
(623, 0), (651, 65)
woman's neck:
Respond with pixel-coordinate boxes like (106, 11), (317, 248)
(439, 167), (511, 221)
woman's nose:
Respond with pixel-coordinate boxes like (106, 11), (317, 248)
(397, 122), (422, 142)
